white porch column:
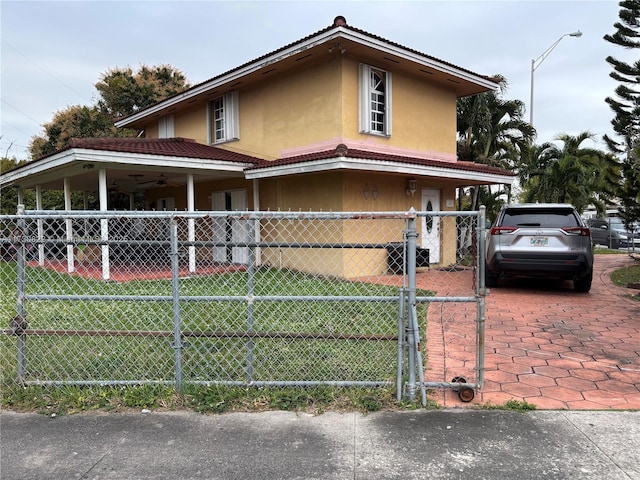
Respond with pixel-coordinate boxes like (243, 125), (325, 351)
(98, 169), (110, 280)
(252, 179), (261, 266)
(64, 177), (75, 273)
(187, 174), (196, 273)
(35, 185), (45, 266)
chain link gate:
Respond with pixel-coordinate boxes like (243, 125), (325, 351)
(0, 207), (486, 406)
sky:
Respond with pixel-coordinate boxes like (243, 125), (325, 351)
(0, 0), (632, 161)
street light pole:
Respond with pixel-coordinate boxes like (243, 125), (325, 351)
(530, 30), (582, 128)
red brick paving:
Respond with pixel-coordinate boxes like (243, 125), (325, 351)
(419, 254), (640, 410)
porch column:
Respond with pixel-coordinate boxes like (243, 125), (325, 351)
(64, 178), (75, 273)
(35, 185), (45, 266)
(252, 179), (261, 266)
(98, 169), (110, 280)
(187, 174), (196, 273)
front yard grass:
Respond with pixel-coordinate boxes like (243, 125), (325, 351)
(596, 249), (640, 300)
(0, 261), (432, 414)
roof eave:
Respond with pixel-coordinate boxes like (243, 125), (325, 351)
(244, 157), (515, 185)
(0, 148), (252, 188)
(115, 27), (497, 129)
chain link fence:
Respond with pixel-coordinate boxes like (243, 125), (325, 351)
(0, 208), (486, 404)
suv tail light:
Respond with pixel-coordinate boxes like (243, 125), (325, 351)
(562, 227), (591, 236)
(490, 226), (517, 235)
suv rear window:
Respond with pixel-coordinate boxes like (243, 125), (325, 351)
(501, 209), (579, 228)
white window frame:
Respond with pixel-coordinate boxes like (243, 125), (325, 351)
(208, 91), (239, 144)
(158, 115), (174, 138)
(359, 64), (392, 136)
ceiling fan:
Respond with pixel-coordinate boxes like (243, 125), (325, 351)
(136, 174), (178, 188)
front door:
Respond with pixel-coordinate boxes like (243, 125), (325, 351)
(421, 189), (440, 264)
(211, 189), (249, 264)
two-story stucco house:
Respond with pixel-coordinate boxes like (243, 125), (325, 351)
(0, 15), (514, 276)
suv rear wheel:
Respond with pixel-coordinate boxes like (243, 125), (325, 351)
(485, 265), (498, 288)
(574, 269), (593, 293)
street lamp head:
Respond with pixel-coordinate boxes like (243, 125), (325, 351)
(569, 30), (583, 38)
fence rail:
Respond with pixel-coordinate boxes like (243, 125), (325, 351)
(1, 208), (486, 405)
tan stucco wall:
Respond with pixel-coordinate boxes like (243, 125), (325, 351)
(339, 56), (457, 155)
(233, 56), (345, 160)
(138, 53), (458, 161)
(256, 171), (459, 276)
(175, 105), (208, 143)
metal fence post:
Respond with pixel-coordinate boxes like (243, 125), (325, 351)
(15, 205), (27, 381)
(170, 218), (183, 391)
(406, 209), (427, 405)
(476, 205), (487, 390)
(246, 215), (255, 384)
(396, 287), (405, 402)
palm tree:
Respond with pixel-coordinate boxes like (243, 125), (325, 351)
(457, 76), (535, 209)
(520, 132), (619, 213)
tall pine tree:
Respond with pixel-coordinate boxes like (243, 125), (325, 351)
(603, 0), (640, 229)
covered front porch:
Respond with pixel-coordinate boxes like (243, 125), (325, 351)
(1, 138), (260, 280)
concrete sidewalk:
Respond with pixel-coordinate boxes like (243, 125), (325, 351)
(1, 409), (639, 479)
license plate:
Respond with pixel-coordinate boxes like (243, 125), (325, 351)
(530, 236), (549, 247)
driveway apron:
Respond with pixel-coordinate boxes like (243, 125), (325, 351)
(420, 254), (640, 409)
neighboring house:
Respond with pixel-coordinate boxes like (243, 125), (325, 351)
(0, 15), (514, 278)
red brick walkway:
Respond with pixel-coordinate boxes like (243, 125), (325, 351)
(420, 254), (640, 409)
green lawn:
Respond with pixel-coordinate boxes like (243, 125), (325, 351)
(1, 262), (430, 388)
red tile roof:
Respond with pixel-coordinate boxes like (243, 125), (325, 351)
(67, 138), (514, 177)
(245, 144), (515, 177)
(67, 137), (260, 164)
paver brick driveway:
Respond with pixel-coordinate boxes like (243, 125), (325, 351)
(419, 254), (640, 409)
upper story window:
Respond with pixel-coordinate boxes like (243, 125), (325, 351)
(359, 64), (392, 136)
(158, 115), (174, 138)
(208, 91), (239, 144)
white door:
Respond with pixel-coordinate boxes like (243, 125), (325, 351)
(211, 189), (248, 264)
(229, 190), (248, 264)
(421, 189), (440, 264)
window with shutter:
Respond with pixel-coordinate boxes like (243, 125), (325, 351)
(208, 91), (239, 144)
(359, 64), (392, 136)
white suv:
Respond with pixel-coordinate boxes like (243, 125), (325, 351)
(485, 204), (594, 292)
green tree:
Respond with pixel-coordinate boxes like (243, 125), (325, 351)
(29, 105), (129, 160)
(603, 0), (640, 227)
(95, 64), (190, 117)
(457, 76), (535, 167)
(520, 132), (618, 213)
(456, 75), (534, 209)
(29, 64), (191, 160)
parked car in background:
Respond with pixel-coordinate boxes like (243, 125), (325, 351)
(485, 203), (594, 292)
(586, 217), (639, 249)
